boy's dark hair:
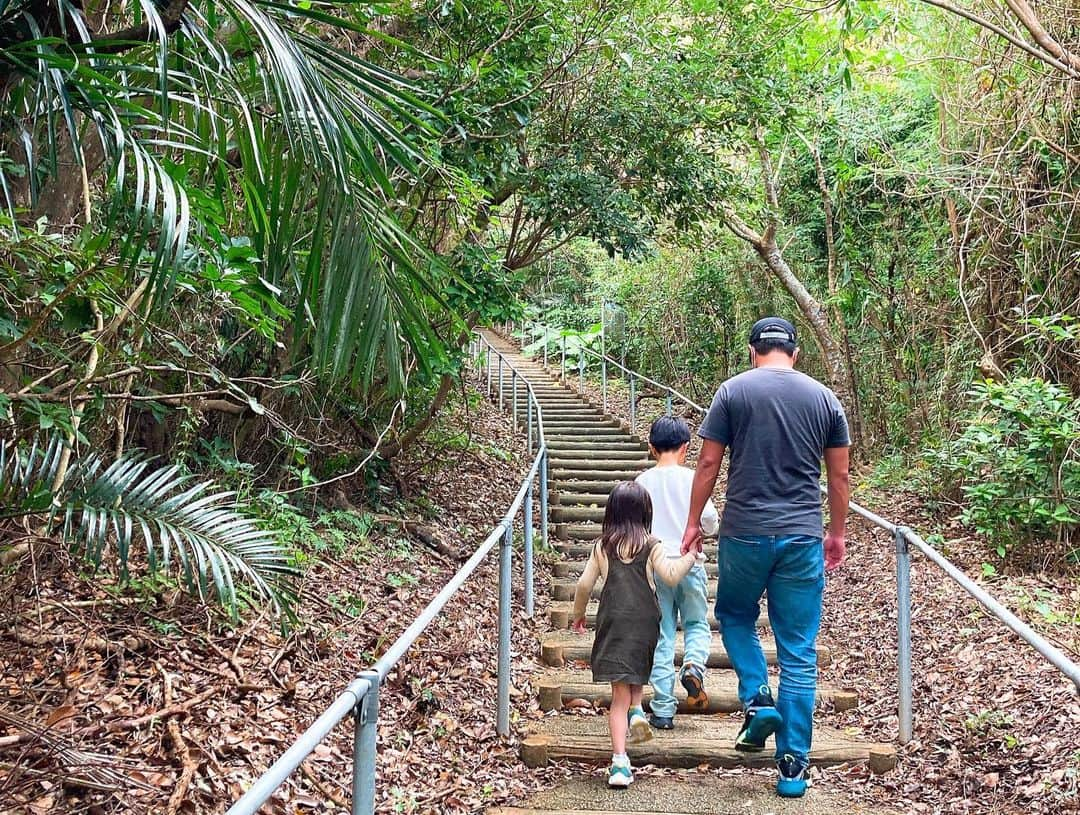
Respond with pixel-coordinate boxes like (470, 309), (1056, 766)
(649, 415), (691, 453)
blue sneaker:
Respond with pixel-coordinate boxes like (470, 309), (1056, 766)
(776, 754), (810, 798)
(734, 685), (783, 752)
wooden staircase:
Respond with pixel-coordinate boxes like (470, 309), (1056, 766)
(481, 331), (897, 812)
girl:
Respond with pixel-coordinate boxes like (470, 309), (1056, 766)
(571, 481), (701, 787)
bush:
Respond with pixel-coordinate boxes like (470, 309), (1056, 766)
(928, 377), (1080, 568)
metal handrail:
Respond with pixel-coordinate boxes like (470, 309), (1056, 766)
(514, 316), (1080, 744)
(227, 332), (548, 815)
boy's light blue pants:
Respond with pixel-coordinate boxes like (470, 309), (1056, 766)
(714, 534), (824, 762)
(649, 563), (711, 718)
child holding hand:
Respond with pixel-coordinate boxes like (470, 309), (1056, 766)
(571, 481), (700, 787)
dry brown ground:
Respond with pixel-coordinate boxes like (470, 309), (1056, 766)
(0, 386), (572, 814)
(2, 363), (1078, 815)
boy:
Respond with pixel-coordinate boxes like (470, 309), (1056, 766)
(635, 415), (719, 729)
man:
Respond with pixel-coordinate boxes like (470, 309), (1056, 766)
(681, 317), (850, 799)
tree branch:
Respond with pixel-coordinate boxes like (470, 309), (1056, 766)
(913, 0), (1080, 78)
(91, 0), (192, 54)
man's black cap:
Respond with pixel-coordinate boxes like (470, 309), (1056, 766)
(749, 317), (797, 345)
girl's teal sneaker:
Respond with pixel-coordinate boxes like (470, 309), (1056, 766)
(608, 755), (633, 787)
(627, 706), (653, 743)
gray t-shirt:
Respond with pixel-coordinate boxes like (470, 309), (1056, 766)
(699, 366), (849, 538)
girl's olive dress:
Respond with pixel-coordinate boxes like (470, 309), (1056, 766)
(590, 541), (662, 685)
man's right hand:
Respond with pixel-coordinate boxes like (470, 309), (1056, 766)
(824, 530), (846, 571)
(681, 523), (703, 556)
(570, 617), (587, 634)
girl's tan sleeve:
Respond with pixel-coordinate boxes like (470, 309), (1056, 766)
(649, 541), (697, 588)
(572, 543), (604, 622)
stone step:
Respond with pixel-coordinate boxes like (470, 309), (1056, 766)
(539, 630), (831, 668)
(519, 715), (895, 771)
(534, 669), (857, 714)
(551, 576), (718, 600)
(547, 601), (761, 631)
(553, 560), (720, 578)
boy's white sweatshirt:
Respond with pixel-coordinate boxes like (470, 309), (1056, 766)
(635, 464), (719, 558)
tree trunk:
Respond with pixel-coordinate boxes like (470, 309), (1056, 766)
(721, 135), (860, 447)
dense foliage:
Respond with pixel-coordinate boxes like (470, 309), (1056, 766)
(1, 0), (1078, 611)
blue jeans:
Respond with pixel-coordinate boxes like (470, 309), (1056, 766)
(649, 563), (711, 718)
(715, 535), (824, 762)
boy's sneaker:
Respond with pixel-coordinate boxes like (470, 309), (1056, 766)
(680, 662), (709, 710)
(734, 685), (783, 752)
(776, 754), (810, 798)
(628, 707), (653, 743)
(648, 712), (674, 730)
(608, 755), (633, 787)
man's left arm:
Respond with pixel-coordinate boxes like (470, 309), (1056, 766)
(823, 445), (849, 571)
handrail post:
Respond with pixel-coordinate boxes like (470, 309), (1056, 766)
(540, 450), (549, 550)
(578, 351), (585, 395)
(601, 356), (608, 414)
(895, 525), (913, 745)
(543, 331), (549, 368)
(527, 394), (534, 450)
(629, 375), (636, 435)
(512, 372), (519, 432)
(665, 394), (672, 416)
(352, 671), (380, 815)
(524, 478), (534, 618)
(561, 336), (567, 381)
(497, 522), (513, 736)
(486, 345), (492, 395)
(498, 356), (504, 410)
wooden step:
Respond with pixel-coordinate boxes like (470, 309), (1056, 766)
(546, 442), (647, 452)
(549, 458), (648, 470)
(534, 669), (858, 713)
(548, 600), (764, 631)
(546, 450), (650, 462)
(520, 714), (894, 771)
(554, 523), (600, 541)
(551, 505), (606, 524)
(550, 468), (646, 481)
(539, 630), (831, 668)
(551, 576), (719, 601)
(550, 480), (624, 494)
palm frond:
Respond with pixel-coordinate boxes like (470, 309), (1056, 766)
(1, 1), (446, 394)
(0, 434), (296, 618)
